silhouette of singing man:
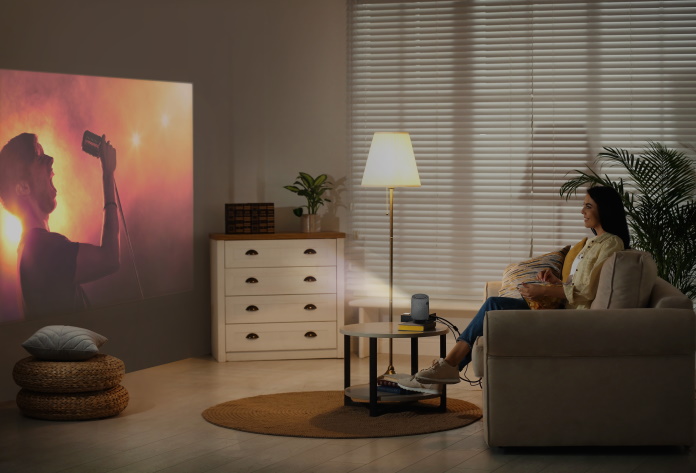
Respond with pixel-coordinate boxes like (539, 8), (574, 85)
(0, 132), (119, 319)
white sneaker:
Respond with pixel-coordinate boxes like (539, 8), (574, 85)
(414, 358), (460, 384)
(396, 376), (441, 395)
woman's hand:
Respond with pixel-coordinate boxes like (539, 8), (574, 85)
(519, 280), (567, 302)
(536, 268), (561, 285)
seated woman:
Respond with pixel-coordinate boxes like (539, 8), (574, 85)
(398, 185), (630, 393)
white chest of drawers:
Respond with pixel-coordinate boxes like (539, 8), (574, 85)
(210, 232), (345, 361)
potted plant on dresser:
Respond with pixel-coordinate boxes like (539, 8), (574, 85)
(284, 172), (332, 233)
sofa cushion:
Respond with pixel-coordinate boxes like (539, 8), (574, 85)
(499, 246), (570, 300)
(561, 237), (588, 282)
(590, 250), (658, 309)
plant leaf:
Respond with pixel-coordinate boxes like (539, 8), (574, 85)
(299, 172), (315, 188)
(313, 174), (328, 188)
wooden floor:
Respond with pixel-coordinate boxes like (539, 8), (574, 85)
(1, 354), (695, 473)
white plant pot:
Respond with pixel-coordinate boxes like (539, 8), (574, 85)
(301, 214), (320, 233)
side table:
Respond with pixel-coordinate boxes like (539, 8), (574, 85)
(340, 322), (449, 416)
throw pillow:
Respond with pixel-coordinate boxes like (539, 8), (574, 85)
(562, 237), (588, 282)
(22, 325), (108, 361)
(498, 245), (570, 301)
(590, 250), (658, 309)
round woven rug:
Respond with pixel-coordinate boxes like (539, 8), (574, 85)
(202, 391), (482, 439)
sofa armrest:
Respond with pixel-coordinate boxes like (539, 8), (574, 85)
(484, 281), (502, 301)
(481, 307), (696, 447)
(650, 277), (694, 309)
(484, 308), (695, 357)
(472, 307), (695, 378)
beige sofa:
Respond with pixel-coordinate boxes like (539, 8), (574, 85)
(471, 250), (695, 447)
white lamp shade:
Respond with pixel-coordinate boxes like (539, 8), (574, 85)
(361, 132), (421, 187)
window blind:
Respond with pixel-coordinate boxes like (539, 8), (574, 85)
(347, 0), (696, 302)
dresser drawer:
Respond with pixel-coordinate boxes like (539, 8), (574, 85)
(226, 321), (337, 352)
(224, 266), (336, 296)
(225, 239), (336, 268)
(225, 294), (336, 324)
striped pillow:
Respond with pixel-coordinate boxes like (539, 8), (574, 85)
(498, 246), (570, 299)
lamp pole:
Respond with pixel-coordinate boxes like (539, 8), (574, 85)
(386, 187), (396, 375)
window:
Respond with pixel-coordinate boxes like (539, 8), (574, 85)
(348, 0), (696, 302)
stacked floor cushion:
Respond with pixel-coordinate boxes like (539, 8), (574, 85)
(13, 354), (129, 420)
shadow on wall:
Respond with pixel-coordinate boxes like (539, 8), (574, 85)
(321, 175), (346, 232)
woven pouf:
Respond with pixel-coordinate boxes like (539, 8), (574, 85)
(13, 354), (128, 421)
(13, 355), (125, 393)
(16, 385), (129, 420)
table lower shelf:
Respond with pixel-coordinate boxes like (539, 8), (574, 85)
(345, 384), (441, 403)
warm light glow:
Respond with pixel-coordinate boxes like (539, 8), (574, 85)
(361, 132), (421, 187)
(132, 132), (141, 148)
(2, 211), (23, 246)
(161, 113), (170, 128)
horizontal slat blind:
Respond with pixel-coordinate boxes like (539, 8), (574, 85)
(348, 0), (696, 302)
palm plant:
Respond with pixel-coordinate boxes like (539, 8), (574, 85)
(560, 141), (696, 300)
(284, 172), (332, 217)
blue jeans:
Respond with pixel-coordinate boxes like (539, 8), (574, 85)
(456, 297), (530, 370)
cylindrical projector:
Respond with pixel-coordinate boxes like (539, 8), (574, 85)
(411, 293), (430, 322)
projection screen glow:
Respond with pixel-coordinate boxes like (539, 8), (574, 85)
(0, 69), (193, 323)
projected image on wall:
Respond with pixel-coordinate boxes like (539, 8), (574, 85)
(0, 69), (193, 323)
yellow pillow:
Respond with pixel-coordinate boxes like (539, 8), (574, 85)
(519, 282), (565, 310)
(562, 238), (588, 282)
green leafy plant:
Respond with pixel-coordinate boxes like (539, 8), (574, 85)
(560, 141), (696, 300)
(283, 172), (332, 217)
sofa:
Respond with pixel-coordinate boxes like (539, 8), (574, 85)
(471, 249), (695, 447)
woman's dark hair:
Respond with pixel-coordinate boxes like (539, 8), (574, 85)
(587, 185), (631, 249)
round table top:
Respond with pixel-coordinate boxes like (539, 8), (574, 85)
(340, 322), (449, 338)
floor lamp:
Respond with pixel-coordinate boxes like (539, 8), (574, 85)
(361, 132), (421, 375)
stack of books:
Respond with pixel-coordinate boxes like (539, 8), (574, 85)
(376, 374), (411, 394)
(376, 378), (406, 394)
(225, 203), (275, 234)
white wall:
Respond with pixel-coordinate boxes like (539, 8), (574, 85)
(0, 0), (347, 401)
(230, 1), (348, 233)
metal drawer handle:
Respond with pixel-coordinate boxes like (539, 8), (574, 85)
(246, 277), (258, 284)
(304, 304), (317, 311)
(305, 331), (317, 338)
(304, 276), (316, 282)
(304, 248), (317, 255)
(246, 305), (259, 312)
(246, 333), (259, 340)
(245, 249), (258, 256)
